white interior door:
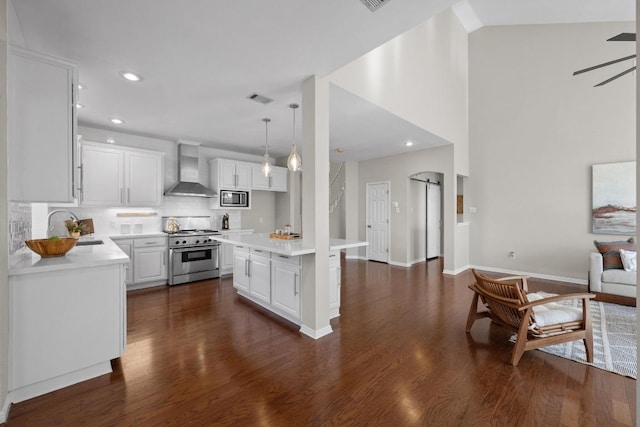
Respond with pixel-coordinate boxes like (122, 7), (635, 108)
(366, 182), (389, 263)
(426, 182), (441, 259)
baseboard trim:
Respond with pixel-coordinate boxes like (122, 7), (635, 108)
(443, 265), (472, 276)
(8, 361), (112, 404)
(389, 260), (411, 267)
(299, 324), (333, 340)
(469, 265), (587, 286)
(0, 395), (10, 423)
(345, 255), (367, 261)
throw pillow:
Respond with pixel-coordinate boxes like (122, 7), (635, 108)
(594, 237), (636, 270)
(619, 249), (637, 272)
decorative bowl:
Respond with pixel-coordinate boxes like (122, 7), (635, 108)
(25, 238), (77, 258)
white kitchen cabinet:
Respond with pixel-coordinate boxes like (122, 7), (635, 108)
(9, 263), (125, 402)
(112, 235), (167, 289)
(232, 246), (271, 304)
(221, 231), (254, 275)
(249, 249), (271, 304)
(271, 255), (301, 319)
(114, 239), (134, 285)
(252, 164), (288, 192)
(80, 141), (164, 207)
(80, 143), (124, 206)
(8, 46), (77, 203)
(221, 243), (235, 276)
(233, 246), (250, 292)
(133, 238), (168, 284)
(125, 150), (164, 206)
(328, 250), (341, 319)
(210, 158), (252, 190)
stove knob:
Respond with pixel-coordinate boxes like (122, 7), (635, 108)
(205, 238), (211, 243)
(195, 240), (200, 244)
(175, 240), (180, 245)
(182, 240), (187, 244)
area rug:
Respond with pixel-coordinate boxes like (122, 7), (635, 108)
(527, 297), (636, 379)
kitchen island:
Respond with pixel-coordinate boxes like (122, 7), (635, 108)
(8, 237), (129, 403)
(212, 233), (367, 326)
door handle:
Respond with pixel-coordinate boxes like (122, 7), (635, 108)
(367, 225), (372, 228)
(294, 273), (298, 296)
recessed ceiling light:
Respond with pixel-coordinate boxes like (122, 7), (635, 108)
(404, 141), (414, 147)
(76, 103), (85, 109)
(119, 71), (143, 82)
(78, 83), (85, 90)
(110, 117), (124, 124)
(106, 138), (115, 144)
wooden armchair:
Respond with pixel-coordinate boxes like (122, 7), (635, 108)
(466, 269), (595, 366)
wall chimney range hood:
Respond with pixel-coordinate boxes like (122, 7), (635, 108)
(165, 142), (217, 198)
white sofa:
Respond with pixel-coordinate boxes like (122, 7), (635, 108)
(589, 252), (637, 298)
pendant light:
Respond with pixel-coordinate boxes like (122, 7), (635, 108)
(287, 103), (302, 172)
(261, 118), (272, 177)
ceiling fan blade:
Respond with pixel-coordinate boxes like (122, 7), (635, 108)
(607, 33), (636, 42)
(594, 65), (636, 87)
(573, 54), (636, 76)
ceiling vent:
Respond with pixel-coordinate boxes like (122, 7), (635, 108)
(246, 93), (273, 104)
(360, 0), (389, 12)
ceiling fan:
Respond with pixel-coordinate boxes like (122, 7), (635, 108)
(573, 33), (636, 87)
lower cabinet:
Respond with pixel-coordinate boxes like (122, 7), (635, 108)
(232, 248), (340, 324)
(233, 246), (250, 292)
(221, 243), (234, 275)
(328, 250), (341, 319)
(271, 256), (301, 319)
(9, 263), (126, 402)
(113, 236), (167, 289)
(248, 249), (271, 304)
(221, 231), (254, 275)
(114, 239), (134, 285)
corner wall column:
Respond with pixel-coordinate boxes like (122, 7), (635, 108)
(299, 75), (331, 339)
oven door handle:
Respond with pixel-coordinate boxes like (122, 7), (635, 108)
(170, 245), (219, 254)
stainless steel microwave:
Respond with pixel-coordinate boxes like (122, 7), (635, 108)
(220, 190), (249, 208)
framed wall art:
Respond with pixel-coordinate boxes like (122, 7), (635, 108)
(592, 161), (636, 235)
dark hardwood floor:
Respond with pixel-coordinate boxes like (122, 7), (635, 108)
(5, 258), (636, 426)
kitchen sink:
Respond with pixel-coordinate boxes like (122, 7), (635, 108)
(75, 239), (104, 246)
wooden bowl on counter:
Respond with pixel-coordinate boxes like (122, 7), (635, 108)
(25, 238), (77, 258)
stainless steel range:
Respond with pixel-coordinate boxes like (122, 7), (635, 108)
(163, 216), (221, 285)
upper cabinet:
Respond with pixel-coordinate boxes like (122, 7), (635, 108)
(210, 159), (252, 190)
(79, 141), (164, 207)
(251, 164), (287, 192)
(8, 47), (77, 203)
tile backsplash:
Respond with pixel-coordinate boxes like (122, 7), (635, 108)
(9, 202), (32, 255)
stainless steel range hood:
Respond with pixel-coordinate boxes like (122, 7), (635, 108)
(165, 143), (217, 198)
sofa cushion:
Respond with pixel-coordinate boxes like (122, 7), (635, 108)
(594, 237), (636, 270)
(526, 292), (583, 327)
(601, 268), (637, 286)
(620, 249), (637, 272)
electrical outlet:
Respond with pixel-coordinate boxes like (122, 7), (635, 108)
(509, 251), (516, 259)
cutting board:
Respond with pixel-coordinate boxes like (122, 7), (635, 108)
(269, 233), (301, 240)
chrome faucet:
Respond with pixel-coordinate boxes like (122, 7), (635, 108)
(47, 209), (80, 238)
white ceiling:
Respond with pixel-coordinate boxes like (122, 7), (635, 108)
(10, 0), (635, 162)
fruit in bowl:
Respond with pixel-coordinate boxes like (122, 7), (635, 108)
(25, 237), (77, 258)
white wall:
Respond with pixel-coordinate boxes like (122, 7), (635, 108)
(358, 145), (454, 266)
(0, 0), (8, 421)
(469, 22), (636, 282)
(329, 8), (469, 271)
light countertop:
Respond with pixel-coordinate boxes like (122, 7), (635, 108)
(9, 236), (130, 276)
(212, 233), (367, 256)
